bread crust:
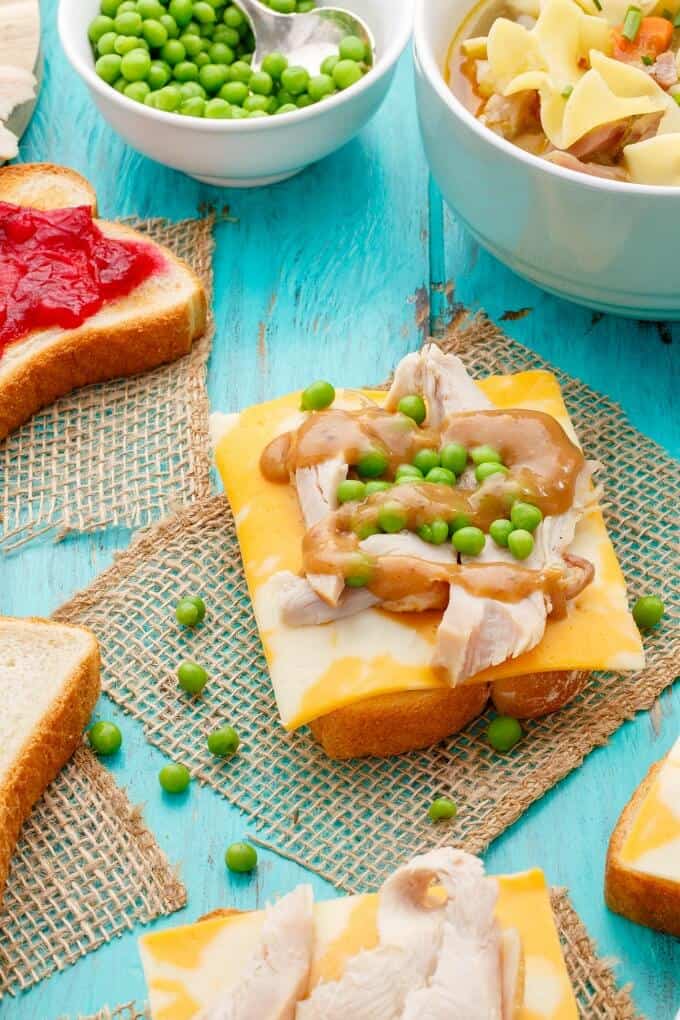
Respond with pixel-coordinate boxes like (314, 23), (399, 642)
(0, 618), (101, 907)
(491, 670), (589, 719)
(0, 224), (207, 439)
(310, 683), (491, 760)
(0, 162), (98, 212)
(605, 756), (680, 937)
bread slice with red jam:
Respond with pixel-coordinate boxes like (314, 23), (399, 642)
(0, 163), (207, 439)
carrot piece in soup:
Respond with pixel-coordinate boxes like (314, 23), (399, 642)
(612, 16), (674, 61)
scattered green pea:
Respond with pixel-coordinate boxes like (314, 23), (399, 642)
(396, 463), (423, 480)
(308, 73), (334, 101)
(243, 93), (269, 112)
(510, 502), (543, 533)
(180, 95), (206, 115)
(142, 19), (168, 47)
(175, 595), (206, 626)
(114, 10), (142, 34)
(449, 513), (471, 534)
(364, 480), (392, 496)
(95, 53), (123, 83)
(301, 379), (335, 411)
(339, 35), (367, 62)
(177, 660), (209, 694)
(507, 529), (534, 561)
(378, 502), (408, 534)
(471, 445), (502, 465)
(97, 31), (118, 55)
(225, 841), (257, 873)
(337, 479), (366, 504)
(487, 716), (522, 752)
(489, 518), (514, 548)
(428, 796), (457, 821)
(321, 54), (340, 76)
(452, 526), (486, 556)
(220, 80), (249, 104)
(397, 394), (426, 425)
(418, 523), (433, 543)
(121, 47), (151, 81)
(412, 449), (440, 475)
(355, 520), (380, 540)
(159, 762), (191, 793)
(124, 80), (150, 101)
(430, 518), (450, 545)
(440, 443), (468, 475)
(633, 595), (665, 630)
(426, 466), (456, 486)
(333, 58), (363, 90)
(207, 725), (240, 757)
(148, 59), (171, 88)
(280, 65), (309, 96)
(357, 449), (389, 479)
(475, 462), (509, 483)
(88, 720), (123, 756)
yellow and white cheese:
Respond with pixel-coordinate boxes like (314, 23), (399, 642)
(619, 737), (680, 883)
(213, 370), (644, 730)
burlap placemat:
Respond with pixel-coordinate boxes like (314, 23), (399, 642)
(53, 319), (678, 897)
(0, 214), (215, 554)
(0, 746), (186, 998)
(72, 889), (638, 1019)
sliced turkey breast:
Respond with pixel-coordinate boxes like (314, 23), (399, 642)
(385, 343), (492, 425)
(295, 457), (347, 606)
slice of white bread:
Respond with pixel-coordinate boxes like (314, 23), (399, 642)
(0, 163), (207, 439)
(605, 740), (680, 936)
(0, 617), (101, 906)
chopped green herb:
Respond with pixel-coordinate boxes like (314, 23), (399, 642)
(592, 0), (602, 9)
(622, 5), (642, 42)
(561, 84), (573, 98)
(641, 54), (653, 65)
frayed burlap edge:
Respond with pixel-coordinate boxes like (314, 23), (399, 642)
(71, 889), (639, 1020)
(0, 746), (186, 998)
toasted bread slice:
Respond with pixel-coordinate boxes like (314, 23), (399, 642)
(0, 617), (101, 906)
(0, 164), (207, 439)
(0, 162), (97, 211)
(605, 742), (680, 936)
(490, 670), (589, 719)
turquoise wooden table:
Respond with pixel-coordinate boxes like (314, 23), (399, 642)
(2, 3), (679, 1017)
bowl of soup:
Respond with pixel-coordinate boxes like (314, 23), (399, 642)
(414, 0), (680, 317)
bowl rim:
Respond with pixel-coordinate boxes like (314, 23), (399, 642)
(58, 0), (414, 132)
(413, 0), (680, 196)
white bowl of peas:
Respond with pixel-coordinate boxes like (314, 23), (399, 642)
(59, 0), (413, 186)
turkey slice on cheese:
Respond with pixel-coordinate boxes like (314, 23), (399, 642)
(619, 737), (680, 883)
(139, 867), (577, 1020)
(213, 369), (644, 731)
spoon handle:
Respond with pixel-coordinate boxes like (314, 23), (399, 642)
(231, 0), (287, 60)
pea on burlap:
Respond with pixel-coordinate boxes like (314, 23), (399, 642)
(0, 747), (186, 999)
(0, 215), (215, 554)
(73, 889), (638, 1020)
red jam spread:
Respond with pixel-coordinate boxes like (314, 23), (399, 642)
(0, 203), (164, 356)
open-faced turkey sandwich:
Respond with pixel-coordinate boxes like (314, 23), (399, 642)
(213, 345), (644, 759)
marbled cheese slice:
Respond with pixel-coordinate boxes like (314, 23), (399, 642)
(139, 868), (577, 1020)
(213, 370), (644, 730)
(619, 737), (680, 883)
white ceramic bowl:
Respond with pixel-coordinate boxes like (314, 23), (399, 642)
(59, 0), (412, 188)
(414, 0), (680, 318)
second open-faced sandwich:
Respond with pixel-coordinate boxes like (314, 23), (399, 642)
(213, 345), (644, 758)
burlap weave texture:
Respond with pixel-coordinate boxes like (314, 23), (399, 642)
(0, 215), (215, 553)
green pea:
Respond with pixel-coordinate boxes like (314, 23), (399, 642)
(475, 462), (509, 483)
(364, 480), (392, 496)
(161, 39), (186, 65)
(148, 59), (171, 88)
(280, 65), (309, 96)
(308, 73), (334, 101)
(88, 720), (123, 756)
(418, 523), (433, 543)
(229, 59), (252, 82)
(430, 518), (450, 545)
(471, 444), (502, 466)
(209, 41), (235, 65)
(510, 502), (543, 533)
(101, 0), (123, 17)
(224, 3), (245, 27)
(204, 96), (233, 117)
(262, 51), (288, 79)
(200, 63), (228, 91)
(124, 80), (150, 101)
(207, 725), (240, 757)
(180, 96), (205, 115)
(276, 89), (294, 105)
(117, 1), (136, 11)
(219, 80), (248, 104)
(321, 54), (339, 76)
(96, 53), (123, 83)
(179, 80), (206, 98)
(489, 519), (514, 548)
(230, 104), (248, 117)
(296, 94), (313, 108)
(426, 466), (455, 486)
(178, 660), (209, 694)
(121, 47), (151, 81)
(247, 109), (269, 118)
(487, 716), (522, 753)
(337, 479), (366, 504)
(355, 520), (379, 540)
(114, 34), (145, 54)
(114, 75), (128, 91)
(160, 13), (180, 37)
(114, 9), (143, 34)
(270, 0), (296, 10)
(175, 595), (206, 625)
(179, 32), (202, 56)
(249, 70), (273, 95)
(453, 526), (486, 556)
(142, 18), (168, 46)
(193, 0), (216, 21)
(144, 89), (159, 105)
(333, 58), (363, 90)
(195, 51), (210, 67)
(168, 0), (194, 26)
(396, 464), (423, 480)
(301, 379), (335, 411)
(297, 0), (315, 9)
(507, 529), (534, 561)
(378, 502), (407, 534)
(357, 449), (388, 479)
(159, 763), (191, 793)
(346, 558), (373, 587)
(449, 513), (471, 534)
(155, 84), (182, 109)
(89, 14), (116, 42)
(137, 0), (165, 17)
(412, 449), (440, 475)
(97, 31), (118, 55)
(632, 596), (665, 630)
(217, 25), (240, 46)
(173, 59), (200, 81)
(225, 841), (257, 873)
(440, 443), (468, 476)
(428, 796), (457, 822)
(339, 35), (366, 62)
(397, 394), (426, 425)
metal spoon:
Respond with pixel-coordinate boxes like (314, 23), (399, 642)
(234, 0), (375, 75)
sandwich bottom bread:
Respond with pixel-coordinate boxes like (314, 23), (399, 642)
(140, 847), (578, 1019)
(0, 617), (100, 906)
(605, 736), (680, 937)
